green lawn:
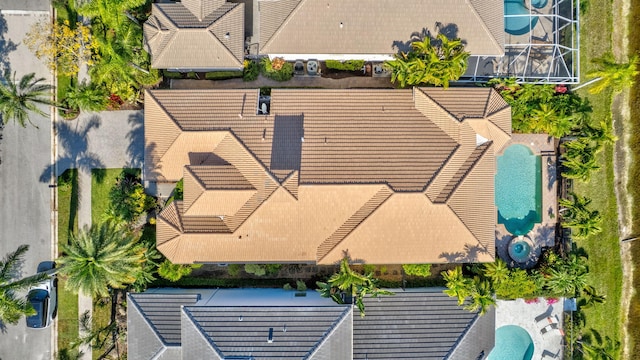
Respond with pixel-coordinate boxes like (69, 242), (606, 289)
(57, 169), (79, 353)
(572, 0), (623, 354)
(91, 168), (140, 224)
(90, 168), (139, 359)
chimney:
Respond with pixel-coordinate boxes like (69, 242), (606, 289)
(267, 328), (274, 343)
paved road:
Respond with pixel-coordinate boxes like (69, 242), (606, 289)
(0, 8), (53, 360)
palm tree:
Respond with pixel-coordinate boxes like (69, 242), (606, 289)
(0, 71), (55, 128)
(58, 222), (145, 298)
(385, 33), (470, 88)
(586, 54), (639, 94)
(579, 285), (606, 309)
(483, 259), (509, 284)
(562, 155), (601, 182)
(559, 192), (603, 237)
(64, 81), (108, 112)
(0, 245), (48, 325)
(442, 266), (472, 305)
(316, 258), (393, 317)
(464, 277), (496, 316)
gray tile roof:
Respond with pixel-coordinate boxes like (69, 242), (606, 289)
(127, 289), (495, 359)
(182, 306), (353, 359)
(128, 293), (201, 345)
(353, 289), (493, 359)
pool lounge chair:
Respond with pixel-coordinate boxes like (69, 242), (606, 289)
(540, 323), (558, 335)
(534, 305), (553, 322)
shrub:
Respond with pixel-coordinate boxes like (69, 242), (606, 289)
(402, 264), (432, 277)
(205, 71), (243, 80)
(244, 264), (282, 276)
(158, 260), (194, 282)
(105, 169), (155, 224)
(325, 60), (365, 71)
(260, 57), (293, 81)
(162, 70), (183, 79)
(228, 264), (242, 277)
(362, 264), (376, 274)
(64, 80), (109, 112)
(243, 60), (260, 81)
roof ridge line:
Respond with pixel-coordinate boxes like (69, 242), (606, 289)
(126, 293), (171, 347)
(181, 307), (226, 358)
(304, 306), (353, 359)
(316, 185), (394, 262)
(416, 87), (461, 123)
(260, 0), (306, 51)
(443, 141), (493, 203)
(465, 0), (504, 55)
(207, 4), (244, 66)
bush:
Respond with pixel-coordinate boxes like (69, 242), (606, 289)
(162, 70), (183, 79)
(158, 260), (194, 282)
(105, 169), (155, 224)
(243, 60), (260, 81)
(228, 264), (242, 277)
(260, 57), (293, 81)
(402, 264), (432, 277)
(205, 71), (243, 80)
(325, 60), (365, 71)
(244, 264), (282, 276)
(64, 80), (109, 112)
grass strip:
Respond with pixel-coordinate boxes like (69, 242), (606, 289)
(572, 0), (623, 353)
(623, 0), (640, 354)
(57, 169), (79, 354)
(90, 168), (139, 359)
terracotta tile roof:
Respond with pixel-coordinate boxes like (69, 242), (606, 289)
(143, 1), (243, 69)
(146, 88), (510, 264)
(259, 0), (504, 57)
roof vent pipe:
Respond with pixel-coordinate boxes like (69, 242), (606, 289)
(268, 328), (274, 343)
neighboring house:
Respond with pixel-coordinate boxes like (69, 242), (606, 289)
(143, 0), (504, 69)
(144, 87), (512, 265)
(127, 288), (495, 359)
(143, 0), (245, 71)
(257, 0), (504, 61)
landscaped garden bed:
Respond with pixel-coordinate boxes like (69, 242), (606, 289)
(320, 60), (371, 79)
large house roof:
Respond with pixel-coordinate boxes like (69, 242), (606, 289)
(143, 0), (244, 69)
(145, 88), (511, 265)
(258, 0), (504, 57)
(127, 288), (495, 360)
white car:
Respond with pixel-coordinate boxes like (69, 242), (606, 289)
(26, 263), (57, 329)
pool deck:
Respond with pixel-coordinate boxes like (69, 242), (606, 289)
(495, 298), (565, 359)
(496, 134), (558, 268)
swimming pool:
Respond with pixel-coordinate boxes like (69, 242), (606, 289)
(488, 325), (534, 360)
(495, 144), (542, 235)
(505, 0), (539, 35)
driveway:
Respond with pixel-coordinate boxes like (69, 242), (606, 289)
(0, 6), (53, 360)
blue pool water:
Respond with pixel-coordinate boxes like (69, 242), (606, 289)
(488, 325), (534, 360)
(495, 144), (542, 235)
(505, 0), (539, 35)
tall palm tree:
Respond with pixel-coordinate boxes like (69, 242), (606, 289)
(559, 192), (603, 237)
(0, 245), (48, 325)
(317, 258), (393, 317)
(586, 54), (639, 94)
(58, 222), (145, 298)
(0, 71), (55, 128)
(442, 266), (472, 305)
